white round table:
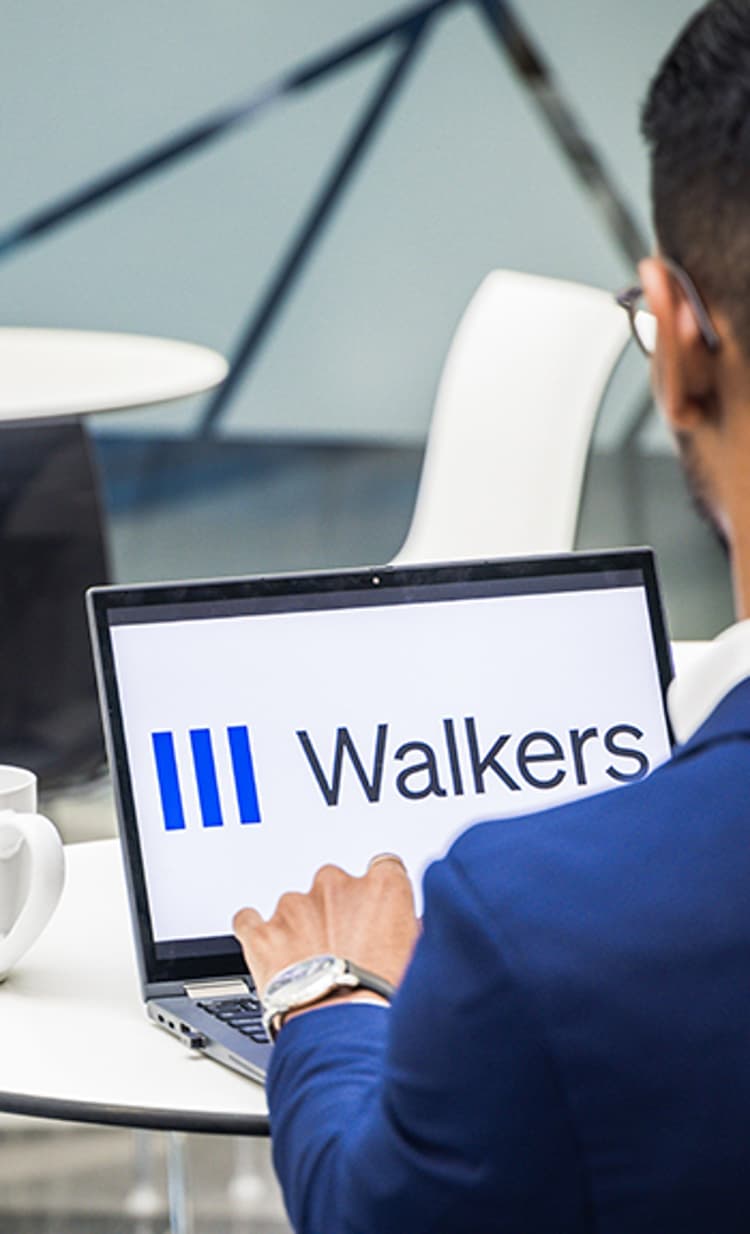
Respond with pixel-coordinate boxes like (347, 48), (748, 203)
(0, 327), (228, 422)
(0, 839), (269, 1135)
(0, 327), (228, 791)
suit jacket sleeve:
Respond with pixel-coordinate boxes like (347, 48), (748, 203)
(266, 850), (586, 1234)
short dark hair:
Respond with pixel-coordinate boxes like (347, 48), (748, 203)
(642, 0), (750, 352)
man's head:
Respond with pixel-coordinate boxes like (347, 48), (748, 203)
(637, 0), (750, 594)
(642, 0), (750, 354)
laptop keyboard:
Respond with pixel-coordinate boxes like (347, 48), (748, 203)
(198, 996), (270, 1045)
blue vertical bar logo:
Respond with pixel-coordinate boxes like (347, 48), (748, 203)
(152, 726), (262, 830)
(227, 725), (262, 824)
(152, 731), (185, 831)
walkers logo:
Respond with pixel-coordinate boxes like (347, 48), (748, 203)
(151, 716), (650, 832)
(152, 726), (262, 830)
(296, 717), (650, 806)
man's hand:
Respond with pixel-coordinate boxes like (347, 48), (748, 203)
(233, 855), (419, 1005)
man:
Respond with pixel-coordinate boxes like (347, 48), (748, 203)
(234, 3), (750, 1229)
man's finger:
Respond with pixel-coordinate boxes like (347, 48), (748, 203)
(232, 905), (264, 937)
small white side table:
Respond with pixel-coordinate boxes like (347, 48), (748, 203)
(0, 327), (227, 423)
(0, 838), (269, 1133)
(0, 839), (270, 1234)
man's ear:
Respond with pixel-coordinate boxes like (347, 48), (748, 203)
(639, 256), (716, 432)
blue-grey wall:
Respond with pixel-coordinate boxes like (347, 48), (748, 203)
(1, 1), (698, 442)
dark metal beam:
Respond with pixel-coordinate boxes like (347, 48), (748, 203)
(198, 14), (434, 436)
(476, 0), (648, 266)
(0, 0), (461, 262)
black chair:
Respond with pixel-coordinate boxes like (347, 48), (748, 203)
(0, 418), (109, 789)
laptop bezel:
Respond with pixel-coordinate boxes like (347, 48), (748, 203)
(87, 548), (674, 992)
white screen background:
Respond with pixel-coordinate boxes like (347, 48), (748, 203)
(110, 585), (670, 939)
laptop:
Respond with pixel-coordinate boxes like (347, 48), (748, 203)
(87, 549), (674, 1083)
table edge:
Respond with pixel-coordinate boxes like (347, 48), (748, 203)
(0, 1090), (270, 1137)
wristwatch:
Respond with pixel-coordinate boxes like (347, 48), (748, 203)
(261, 954), (395, 1041)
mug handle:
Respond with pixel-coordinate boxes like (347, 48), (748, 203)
(0, 810), (65, 980)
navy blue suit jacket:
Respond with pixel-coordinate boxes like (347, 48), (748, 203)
(267, 679), (750, 1233)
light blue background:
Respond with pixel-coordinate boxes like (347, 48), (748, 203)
(0, 1), (698, 443)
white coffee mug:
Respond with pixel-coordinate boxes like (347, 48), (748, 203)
(0, 765), (65, 982)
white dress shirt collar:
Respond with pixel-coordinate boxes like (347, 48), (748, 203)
(668, 619), (750, 747)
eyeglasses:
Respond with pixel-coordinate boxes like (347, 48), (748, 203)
(615, 258), (720, 357)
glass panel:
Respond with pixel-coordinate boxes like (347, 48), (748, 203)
(0, 1120), (290, 1232)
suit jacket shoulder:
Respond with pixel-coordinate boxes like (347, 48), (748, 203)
(444, 680), (750, 1229)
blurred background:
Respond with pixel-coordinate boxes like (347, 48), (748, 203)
(1, 0), (729, 629)
(0, 1), (722, 1230)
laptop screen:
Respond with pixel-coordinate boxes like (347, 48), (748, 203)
(88, 550), (673, 987)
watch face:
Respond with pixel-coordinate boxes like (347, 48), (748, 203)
(265, 953), (344, 1010)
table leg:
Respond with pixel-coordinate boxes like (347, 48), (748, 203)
(228, 1134), (269, 1214)
(125, 1130), (162, 1225)
(166, 1131), (193, 1234)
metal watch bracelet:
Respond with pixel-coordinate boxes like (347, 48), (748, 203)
(262, 956), (395, 1041)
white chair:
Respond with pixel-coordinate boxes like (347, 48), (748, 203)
(394, 268), (711, 678)
(394, 269), (631, 563)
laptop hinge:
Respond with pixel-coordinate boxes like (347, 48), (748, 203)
(184, 978), (250, 999)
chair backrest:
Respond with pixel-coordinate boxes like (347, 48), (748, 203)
(394, 269), (631, 564)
